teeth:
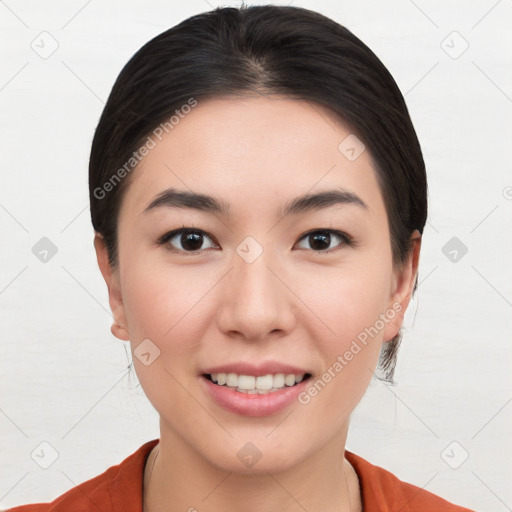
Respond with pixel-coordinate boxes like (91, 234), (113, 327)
(273, 373), (285, 388)
(226, 373), (238, 387)
(256, 374), (273, 390)
(212, 372), (226, 385)
(284, 374), (296, 386)
(208, 372), (307, 393)
(238, 375), (256, 389)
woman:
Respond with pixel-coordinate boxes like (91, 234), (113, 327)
(5, 4), (474, 511)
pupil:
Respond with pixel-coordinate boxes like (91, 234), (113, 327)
(310, 231), (330, 250)
(182, 232), (203, 251)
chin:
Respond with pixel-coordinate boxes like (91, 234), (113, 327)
(210, 448), (299, 475)
(193, 431), (312, 475)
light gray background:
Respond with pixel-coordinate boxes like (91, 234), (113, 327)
(1, 1), (511, 510)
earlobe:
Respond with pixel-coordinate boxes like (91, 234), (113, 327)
(111, 321), (130, 341)
(93, 233), (130, 341)
(382, 231), (422, 342)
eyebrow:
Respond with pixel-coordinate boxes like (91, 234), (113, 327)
(142, 186), (367, 217)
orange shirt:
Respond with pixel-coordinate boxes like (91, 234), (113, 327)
(3, 438), (474, 511)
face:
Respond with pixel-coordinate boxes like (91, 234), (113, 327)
(95, 95), (419, 473)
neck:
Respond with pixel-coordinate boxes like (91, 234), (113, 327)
(143, 420), (361, 512)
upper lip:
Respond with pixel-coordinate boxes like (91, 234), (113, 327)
(202, 361), (311, 377)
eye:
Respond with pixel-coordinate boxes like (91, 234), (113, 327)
(157, 228), (218, 253)
(157, 227), (354, 255)
(295, 229), (354, 252)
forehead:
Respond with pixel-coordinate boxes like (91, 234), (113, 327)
(119, 95), (385, 221)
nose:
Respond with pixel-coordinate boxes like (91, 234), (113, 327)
(215, 245), (297, 342)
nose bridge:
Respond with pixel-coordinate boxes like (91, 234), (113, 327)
(233, 236), (280, 307)
(218, 235), (294, 339)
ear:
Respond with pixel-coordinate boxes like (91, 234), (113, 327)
(382, 230), (422, 343)
(93, 232), (130, 341)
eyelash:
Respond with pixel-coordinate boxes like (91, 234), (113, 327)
(156, 227), (356, 255)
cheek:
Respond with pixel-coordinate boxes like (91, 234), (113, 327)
(295, 282), (386, 424)
(118, 257), (214, 416)
(293, 257), (392, 407)
(298, 259), (392, 346)
(119, 252), (220, 360)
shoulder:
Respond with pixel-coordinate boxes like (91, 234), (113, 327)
(2, 439), (159, 512)
(345, 450), (475, 512)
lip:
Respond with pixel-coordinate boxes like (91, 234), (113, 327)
(199, 374), (311, 417)
(201, 361), (310, 377)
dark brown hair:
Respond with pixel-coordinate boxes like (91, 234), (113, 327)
(89, 5), (427, 382)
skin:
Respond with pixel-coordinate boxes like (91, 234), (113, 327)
(94, 95), (421, 512)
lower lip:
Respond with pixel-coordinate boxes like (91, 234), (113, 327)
(199, 375), (310, 417)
